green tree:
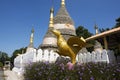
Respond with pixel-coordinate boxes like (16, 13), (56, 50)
(0, 62), (3, 68)
(114, 17), (120, 28)
(0, 51), (10, 65)
(76, 26), (93, 39)
(99, 28), (110, 33)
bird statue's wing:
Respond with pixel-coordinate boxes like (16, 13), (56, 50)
(67, 36), (86, 54)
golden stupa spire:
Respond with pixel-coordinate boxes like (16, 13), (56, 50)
(30, 28), (34, 43)
(27, 28), (34, 51)
(61, 0), (65, 7)
(49, 7), (54, 27)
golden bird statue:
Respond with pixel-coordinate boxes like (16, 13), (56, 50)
(52, 29), (86, 64)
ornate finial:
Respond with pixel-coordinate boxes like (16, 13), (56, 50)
(31, 28), (34, 33)
(61, 0), (65, 7)
(27, 28), (34, 51)
(50, 7), (54, 13)
(30, 28), (34, 44)
(49, 7), (54, 27)
(94, 24), (99, 35)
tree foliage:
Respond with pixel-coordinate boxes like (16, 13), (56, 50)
(114, 17), (120, 28)
(0, 62), (3, 67)
(99, 28), (110, 33)
(76, 26), (93, 39)
(0, 51), (10, 65)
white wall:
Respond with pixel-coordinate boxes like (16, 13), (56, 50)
(13, 48), (116, 75)
(76, 50), (111, 63)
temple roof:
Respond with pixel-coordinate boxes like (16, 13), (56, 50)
(86, 27), (120, 41)
(54, 3), (74, 25)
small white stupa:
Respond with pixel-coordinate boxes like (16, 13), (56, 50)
(26, 28), (35, 52)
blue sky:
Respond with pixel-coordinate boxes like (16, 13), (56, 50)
(0, 0), (120, 56)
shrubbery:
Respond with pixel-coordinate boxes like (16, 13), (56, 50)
(24, 59), (120, 80)
(0, 62), (3, 67)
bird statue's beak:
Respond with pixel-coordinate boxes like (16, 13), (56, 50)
(80, 37), (86, 42)
(51, 30), (56, 35)
(51, 29), (55, 34)
(51, 29), (60, 37)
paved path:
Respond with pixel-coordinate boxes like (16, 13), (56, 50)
(0, 70), (5, 80)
